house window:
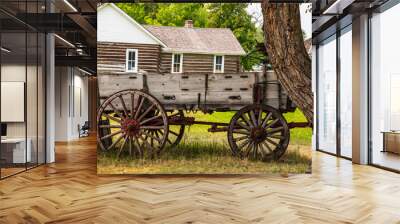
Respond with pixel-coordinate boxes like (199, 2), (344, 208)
(126, 49), (138, 72)
(171, 53), (183, 73)
(214, 55), (224, 73)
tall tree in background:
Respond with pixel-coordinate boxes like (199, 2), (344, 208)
(262, 2), (313, 124)
(206, 3), (265, 70)
(116, 3), (264, 70)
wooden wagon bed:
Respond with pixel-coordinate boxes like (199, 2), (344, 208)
(97, 70), (295, 113)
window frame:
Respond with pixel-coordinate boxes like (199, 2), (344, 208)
(213, 55), (225, 73)
(171, 53), (183, 73)
(125, 49), (138, 73)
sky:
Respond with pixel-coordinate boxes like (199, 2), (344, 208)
(246, 3), (312, 39)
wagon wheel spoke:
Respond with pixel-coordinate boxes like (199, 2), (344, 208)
(245, 141), (254, 157)
(106, 133), (125, 151)
(265, 118), (280, 129)
(238, 139), (251, 150)
(103, 113), (122, 124)
(265, 138), (279, 147)
(119, 96), (129, 118)
(150, 131), (155, 151)
(99, 125), (121, 129)
(269, 134), (285, 140)
(140, 114), (162, 125)
(168, 112), (181, 118)
(249, 110), (258, 127)
(129, 137), (132, 156)
(140, 125), (164, 130)
(154, 130), (162, 143)
(117, 136), (129, 157)
(107, 102), (124, 119)
(233, 135), (248, 142)
(142, 131), (163, 144)
(267, 126), (284, 134)
(261, 112), (272, 128)
(236, 121), (251, 131)
(139, 135), (156, 155)
(257, 108), (263, 126)
(258, 142), (267, 157)
(166, 110), (185, 147)
(130, 93), (135, 117)
(101, 130), (124, 141)
(232, 129), (250, 135)
(253, 143), (258, 159)
(134, 95), (145, 119)
(240, 114), (253, 128)
(138, 104), (156, 122)
(169, 130), (180, 136)
(261, 141), (273, 153)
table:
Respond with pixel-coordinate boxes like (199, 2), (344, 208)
(382, 131), (400, 154)
(1, 138), (32, 164)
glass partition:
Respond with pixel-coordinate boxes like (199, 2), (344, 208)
(0, 30), (28, 177)
(317, 35), (337, 154)
(370, 4), (400, 171)
(339, 26), (352, 158)
(0, 1), (46, 179)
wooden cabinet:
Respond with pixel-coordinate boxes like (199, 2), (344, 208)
(382, 132), (400, 154)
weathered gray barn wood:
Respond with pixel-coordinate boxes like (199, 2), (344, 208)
(97, 70), (293, 112)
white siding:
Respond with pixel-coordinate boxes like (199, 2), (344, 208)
(97, 4), (160, 45)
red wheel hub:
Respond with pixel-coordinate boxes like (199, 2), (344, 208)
(121, 119), (141, 137)
(250, 127), (267, 143)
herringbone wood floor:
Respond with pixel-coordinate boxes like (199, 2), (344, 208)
(0, 136), (399, 224)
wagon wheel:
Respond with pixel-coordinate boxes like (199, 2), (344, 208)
(227, 104), (290, 161)
(97, 89), (169, 158)
(166, 110), (185, 147)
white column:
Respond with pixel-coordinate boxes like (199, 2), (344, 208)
(46, 32), (55, 163)
(352, 14), (369, 164)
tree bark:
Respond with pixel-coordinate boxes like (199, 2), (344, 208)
(261, 2), (313, 125)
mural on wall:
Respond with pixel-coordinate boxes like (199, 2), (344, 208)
(96, 3), (312, 174)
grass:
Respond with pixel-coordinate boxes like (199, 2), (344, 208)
(97, 109), (312, 174)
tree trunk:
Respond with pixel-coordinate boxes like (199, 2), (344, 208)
(261, 2), (313, 125)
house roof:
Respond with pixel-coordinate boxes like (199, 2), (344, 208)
(144, 25), (246, 56)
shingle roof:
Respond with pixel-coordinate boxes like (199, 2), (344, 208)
(144, 25), (246, 56)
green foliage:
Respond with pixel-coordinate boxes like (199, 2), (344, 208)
(115, 3), (265, 70)
(205, 3), (266, 70)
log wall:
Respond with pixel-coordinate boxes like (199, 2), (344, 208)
(97, 42), (161, 74)
(160, 53), (240, 74)
(98, 42), (241, 75)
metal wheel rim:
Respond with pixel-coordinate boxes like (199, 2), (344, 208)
(227, 104), (290, 161)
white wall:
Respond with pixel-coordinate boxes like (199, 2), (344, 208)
(98, 4), (159, 44)
(55, 67), (89, 141)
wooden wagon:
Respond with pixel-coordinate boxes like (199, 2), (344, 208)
(97, 70), (308, 161)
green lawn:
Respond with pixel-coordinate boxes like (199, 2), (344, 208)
(97, 109), (312, 174)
